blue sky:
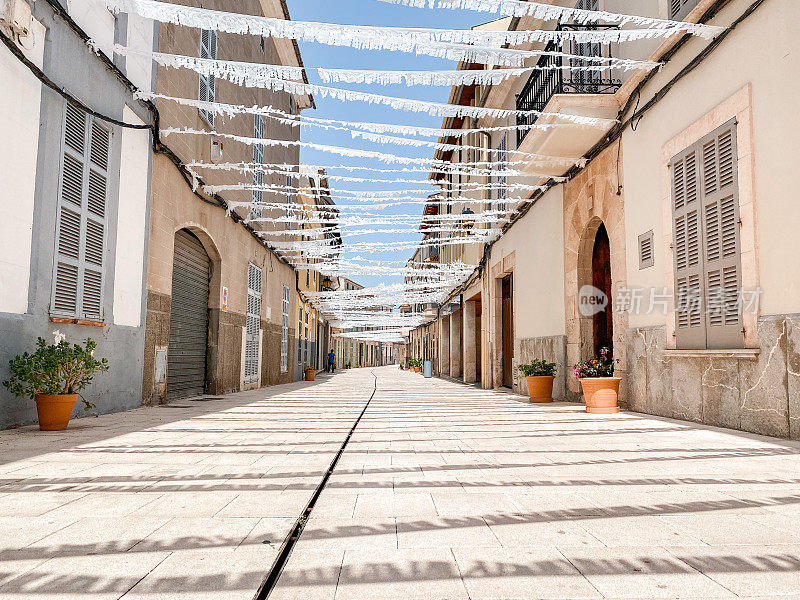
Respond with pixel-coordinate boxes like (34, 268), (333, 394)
(285, 0), (501, 288)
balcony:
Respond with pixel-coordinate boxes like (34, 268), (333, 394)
(515, 24), (623, 173)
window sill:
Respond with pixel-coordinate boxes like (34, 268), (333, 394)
(50, 317), (105, 327)
(663, 349), (760, 360)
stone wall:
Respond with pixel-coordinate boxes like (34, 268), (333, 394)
(626, 315), (800, 439)
(514, 335), (568, 400)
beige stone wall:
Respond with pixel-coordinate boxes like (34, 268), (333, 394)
(143, 0), (304, 403)
(623, 0), (800, 321)
(563, 140), (628, 403)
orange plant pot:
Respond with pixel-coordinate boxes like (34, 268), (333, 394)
(526, 376), (555, 403)
(412, 366), (421, 373)
(34, 394), (78, 431)
(579, 378), (621, 414)
(305, 369), (316, 381)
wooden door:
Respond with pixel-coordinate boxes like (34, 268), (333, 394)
(592, 224), (613, 355)
(501, 276), (514, 388)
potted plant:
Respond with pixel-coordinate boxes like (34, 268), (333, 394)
(3, 334), (109, 431)
(304, 364), (316, 381)
(518, 359), (557, 403)
(573, 347), (621, 414)
(409, 358), (422, 373)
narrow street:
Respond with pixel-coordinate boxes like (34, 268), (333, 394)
(0, 367), (798, 599)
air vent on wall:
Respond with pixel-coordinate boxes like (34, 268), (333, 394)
(639, 230), (655, 270)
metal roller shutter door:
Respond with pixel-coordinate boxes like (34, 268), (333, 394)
(167, 230), (210, 400)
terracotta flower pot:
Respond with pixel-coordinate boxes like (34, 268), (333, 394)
(305, 369), (316, 381)
(526, 376), (555, 403)
(34, 394), (78, 431)
(579, 377), (621, 414)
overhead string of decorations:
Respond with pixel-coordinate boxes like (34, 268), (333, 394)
(99, 0), (708, 331)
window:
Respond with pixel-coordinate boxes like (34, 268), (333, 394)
(52, 103), (110, 321)
(496, 135), (507, 213)
(199, 29), (217, 126)
(575, 0), (599, 9)
(252, 115), (265, 218)
(285, 173), (294, 217)
(670, 119), (743, 350)
(298, 306), (303, 364)
(668, 0), (700, 21)
(304, 310), (309, 364)
(245, 263), (262, 383)
(281, 285), (289, 372)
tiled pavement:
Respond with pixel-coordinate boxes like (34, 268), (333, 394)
(1, 367), (800, 599)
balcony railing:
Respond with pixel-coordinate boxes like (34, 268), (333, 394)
(516, 24), (622, 147)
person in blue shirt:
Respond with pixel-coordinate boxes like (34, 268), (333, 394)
(327, 350), (336, 373)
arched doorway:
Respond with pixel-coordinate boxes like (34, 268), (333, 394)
(167, 229), (211, 400)
(592, 223), (613, 355)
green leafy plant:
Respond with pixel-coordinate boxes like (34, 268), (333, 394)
(573, 347), (618, 378)
(3, 335), (109, 411)
(518, 359), (557, 377)
(408, 357), (423, 368)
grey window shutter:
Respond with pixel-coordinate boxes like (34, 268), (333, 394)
(669, 0), (700, 20)
(245, 263), (262, 383)
(671, 144), (706, 349)
(53, 104), (109, 321)
(199, 30), (217, 125)
(82, 120), (110, 321)
(701, 119), (744, 349)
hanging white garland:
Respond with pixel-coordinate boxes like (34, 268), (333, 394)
(189, 162), (565, 185)
(374, 0), (724, 39)
(106, 0), (677, 64)
(163, 128), (586, 168)
(189, 160), (544, 180)
(316, 63), (626, 87)
(138, 72), (614, 125)
(101, 43), (632, 88)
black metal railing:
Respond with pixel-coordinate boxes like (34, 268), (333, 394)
(516, 24), (621, 147)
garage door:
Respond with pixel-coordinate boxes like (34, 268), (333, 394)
(167, 230), (210, 400)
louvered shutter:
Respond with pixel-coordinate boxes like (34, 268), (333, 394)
(669, 0), (700, 20)
(670, 143), (706, 349)
(199, 29), (217, 125)
(52, 104), (109, 321)
(700, 120), (743, 348)
(281, 285), (289, 372)
(245, 263), (262, 383)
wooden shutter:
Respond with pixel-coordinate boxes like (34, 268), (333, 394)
(671, 118), (743, 350)
(671, 143), (705, 349)
(700, 120), (743, 348)
(52, 104), (109, 321)
(669, 0), (700, 20)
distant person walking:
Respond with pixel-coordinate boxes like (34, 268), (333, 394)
(327, 350), (336, 373)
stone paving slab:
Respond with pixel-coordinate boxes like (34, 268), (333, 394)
(0, 374), (375, 599)
(2, 366), (800, 599)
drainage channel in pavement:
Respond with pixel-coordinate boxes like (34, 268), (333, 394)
(252, 371), (379, 600)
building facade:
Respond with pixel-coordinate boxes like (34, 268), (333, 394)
(0, 0), (155, 428)
(410, 0), (800, 439)
(141, 0), (312, 402)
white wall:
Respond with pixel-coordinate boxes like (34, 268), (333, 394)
(0, 18), (46, 315)
(125, 14), (155, 92)
(493, 187), (566, 339)
(67, 0), (116, 60)
(623, 0), (800, 326)
(113, 106), (150, 327)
